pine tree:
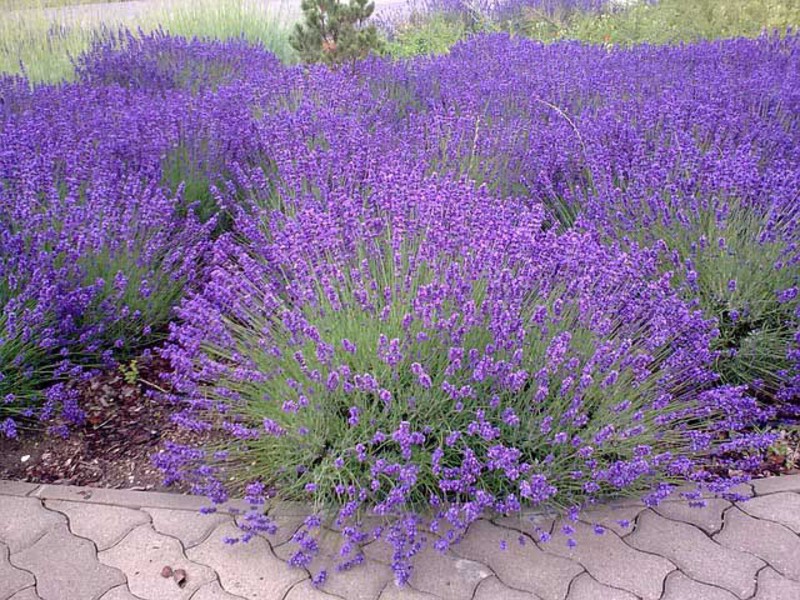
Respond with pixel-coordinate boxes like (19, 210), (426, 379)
(290, 0), (383, 68)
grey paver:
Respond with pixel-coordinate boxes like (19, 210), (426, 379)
(0, 482), (39, 497)
(546, 520), (673, 600)
(751, 475), (800, 496)
(577, 505), (644, 537)
(98, 524), (215, 600)
(473, 576), (541, 599)
(628, 510), (763, 599)
(47, 500), (150, 551)
(714, 507), (800, 581)
(284, 580), (340, 600)
(0, 542), (35, 599)
(362, 537), (394, 565)
(653, 498), (730, 534)
(0, 496), (65, 553)
(493, 513), (556, 540)
(32, 485), (235, 512)
(187, 522), (305, 600)
(144, 508), (230, 549)
(452, 518), (582, 600)
(322, 558), (393, 600)
(754, 567), (800, 600)
(408, 544), (491, 600)
(99, 585), (142, 600)
(738, 492), (800, 533)
(378, 585), (438, 600)
(235, 514), (305, 548)
(10, 524), (125, 600)
(192, 581), (247, 600)
(8, 589), (41, 600)
(4, 478), (800, 600)
(362, 528), (434, 567)
(661, 571), (737, 600)
(566, 573), (638, 600)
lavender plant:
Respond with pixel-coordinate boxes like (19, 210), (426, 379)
(0, 27), (798, 589)
(158, 160), (770, 584)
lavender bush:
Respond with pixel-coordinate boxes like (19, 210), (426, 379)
(1, 28), (798, 587)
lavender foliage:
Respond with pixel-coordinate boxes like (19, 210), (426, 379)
(1, 29), (798, 584)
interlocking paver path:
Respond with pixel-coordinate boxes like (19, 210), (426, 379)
(1, 475), (799, 600)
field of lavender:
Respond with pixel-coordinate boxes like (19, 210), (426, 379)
(1, 13), (799, 586)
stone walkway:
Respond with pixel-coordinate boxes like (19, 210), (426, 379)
(2, 476), (800, 600)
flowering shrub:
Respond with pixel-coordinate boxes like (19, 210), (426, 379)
(159, 160), (770, 583)
(1, 28), (798, 588)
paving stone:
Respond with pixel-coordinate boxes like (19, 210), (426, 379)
(566, 573), (638, 600)
(473, 576), (540, 600)
(546, 520), (673, 600)
(578, 505), (645, 537)
(0, 482), (39, 497)
(408, 544), (491, 600)
(32, 485), (250, 515)
(493, 513), (556, 540)
(0, 496), (65, 553)
(0, 542), (35, 599)
(264, 500), (314, 517)
(322, 558), (393, 600)
(378, 585), (438, 600)
(98, 524), (215, 600)
(653, 498), (731, 534)
(11, 523), (125, 600)
(667, 483), (754, 502)
(661, 572), (737, 600)
(628, 510), (763, 599)
(47, 500), (150, 551)
(738, 492), (800, 533)
(362, 528), (433, 566)
(236, 515), (305, 548)
(99, 585), (142, 600)
(187, 522), (305, 600)
(714, 507), (800, 581)
(8, 589), (40, 600)
(284, 580), (339, 600)
(144, 508), (230, 549)
(451, 519), (582, 600)
(754, 568), (800, 600)
(192, 581), (246, 600)
(751, 475), (800, 496)
(273, 527), (342, 563)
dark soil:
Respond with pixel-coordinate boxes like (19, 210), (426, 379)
(0, 356), (210, 491)
(1, 354), (798, 492)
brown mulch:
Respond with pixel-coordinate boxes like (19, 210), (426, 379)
(0, 355), (211, 492)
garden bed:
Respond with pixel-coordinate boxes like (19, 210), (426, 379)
(0, 356), (212, 491)
(2, 16), (800, 587)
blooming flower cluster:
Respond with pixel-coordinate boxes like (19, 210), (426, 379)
(2, 29), (798, 585)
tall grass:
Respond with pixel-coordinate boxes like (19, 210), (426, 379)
(0, 0), (294, 83)
(558, 0), (800, 45)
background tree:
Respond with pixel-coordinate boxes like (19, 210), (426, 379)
(290, 0), (383, 67)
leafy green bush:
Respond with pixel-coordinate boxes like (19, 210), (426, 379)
(386, 15), (466, 58)
(290, 0), (383, 66)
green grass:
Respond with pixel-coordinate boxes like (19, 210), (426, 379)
(385, 15), (466, 58)
(0, 0), (123, 9)
(545, 0), (800, 45)
(386, 0), (800, 59)
(0, 0), (294, 83)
